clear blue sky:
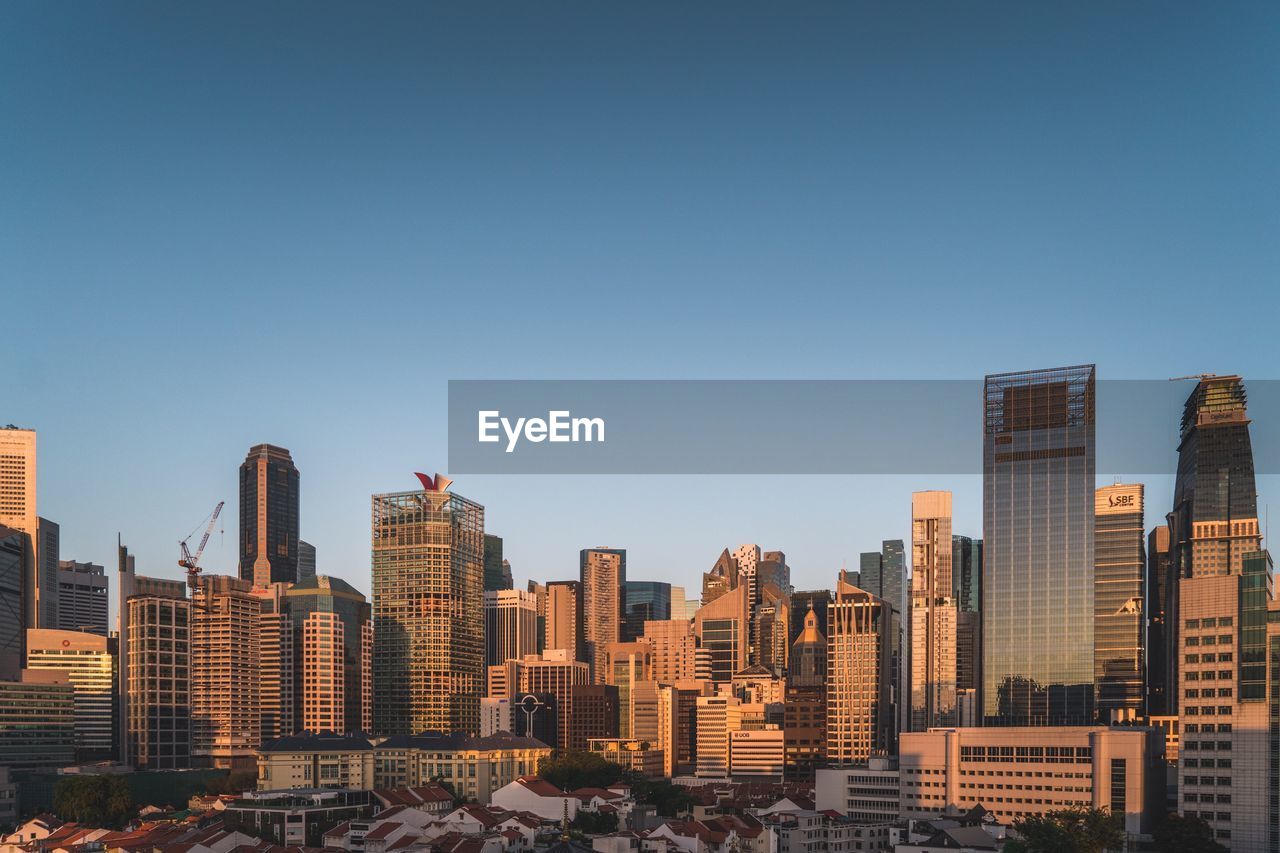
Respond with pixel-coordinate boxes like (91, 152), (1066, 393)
(4, 2), (1277, 601)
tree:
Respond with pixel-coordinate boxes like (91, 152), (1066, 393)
(53, 775), (135, 829)
(537, 749), (624, 790)
(628, 777), (694, 818)
(203, 770), (258, 796)
(1151, 813), (1227, 853)
(572, 811), (619, 833)
(1003, 807), (1124, 853)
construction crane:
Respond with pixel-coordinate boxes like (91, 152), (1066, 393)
(1169, 374), (1218, 382)
(180, 500), (224, 596)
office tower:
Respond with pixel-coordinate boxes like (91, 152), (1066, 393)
(789, 590), (832, 646)
(518, 651), (590, 748)
(115, 538), (188, 766)
(603, 641), (653, 738)
(1145, 526), (1175, 716)
(55, 560), (109, 636)
(192, 575), (262, 769)
(826, 573), (893, 764)
(125, 594), (191, 770)
(510, 692), (558, 746)
(545, 580), (584, 661)
(859, 540), (905, 622)
(658, 684), (701, 777)
(783, 681), (826, 780)
(790, 604), (826, 689)
(297, 540), (316, 581)
(253, 585), (295, 743)
(731, 665), (786, 704)
(0, 673), (75, 772)
(671, 586), (690, 622)
(760, 551), (791, 596)
(952, 536), (982, 721)
(629, 680), (662, 745)
(239, 444), (300, 587)
(702, 549), (739, 605)
(0, 527), (24, 680)
(372, 482), (484, 736)
(483, 534), (512, 591)
(733, 544), (762, 607)
(25, 628), (115, 761)
(642, 618), (700, 684)
(694, 584), (749, 683)
(1168, 376), (1274, 850)
(281, 577), (377, 735)
(480, 696), (512, 736)
(569, 684), (620, 750)
(485, 588), (539, 667)
(983, 364), (1096, 727)
(1094, 484), (1146, 722)
(623, 581), (671, 641)
(527, 580), (547, 653)
(580, 548), (626, 683)
(910, 491), (957, 731)
(753, 582), (789, 674)
(695, 694), (742, 777)
(36, 518), (59, 630)
(0, 427), (46, 632)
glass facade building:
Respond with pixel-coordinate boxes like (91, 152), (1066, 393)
(372, 486), (484, 736)
(1094, 484), (1146, 722)
(622, 580), (671, 642)
(283, 575), (373, 735)
(239, 444), (300, 586)
(982, 364), (1096, 727)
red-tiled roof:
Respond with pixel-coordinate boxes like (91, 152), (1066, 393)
(515, 777), (567, 798)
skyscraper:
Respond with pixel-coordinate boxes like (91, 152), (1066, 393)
(483, 534), (512, 591)
(694, 584), (748, 684)
(297, 540), (316, 581)
(545, 580), (584, 661)
(282, 575), (374, 736)
(983, 364), (1096, 727)
(702, 549), (739, 605)
(0, 527), (25, 681)
(1167, 376), (1275, 850)
(826, 573), (893, 764)
(25, 628), (115, 761)
(372, 480), (484, 736)
(36, 518), (59, 631)
(623, 580), (671, 642)
(55, 560), (109, 636)
(191, 575), (262, 770)
(239, 444), (300, 587)
(0, 427), (45, 631)
(910, 490), (957, 731)
(952, 536), (982, 724)
(752, 582), (789, 675)
(642, 618), (699, 684)
(1144, 525), (1175, 716)
(580, 548), (626, 683)
(485, 588), (539, 667)
(125, 594), (191, 770)
(1094, 484), (1145, 722)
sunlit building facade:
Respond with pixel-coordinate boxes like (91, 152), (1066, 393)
(25, 628), (115, 760)
(982, 364), (1096, 727)
(239, 444), (300, 587)
(372, 484), (484, 736)
(580, 548), (626, 682)
(1094, 484), (1145, 722)
(827, 573), (893, 764)
(910, 490), (957, 731)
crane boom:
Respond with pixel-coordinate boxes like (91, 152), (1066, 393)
(180, 500), (225, 593)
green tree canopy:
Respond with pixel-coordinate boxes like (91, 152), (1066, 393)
(537, 749), (624, 791)
(53, 775), (134, 829)
(1003, 807), (1124, 853)
(1151, 813), (1227, 853)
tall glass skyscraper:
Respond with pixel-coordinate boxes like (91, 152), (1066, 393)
(239, 444), (300, 586)
(1094, 484), (1145, 722)
(372, 483), (484, 736)
(982, 364), (1096, 726)
(622, 580), (671, 642)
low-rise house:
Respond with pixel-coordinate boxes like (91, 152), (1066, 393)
(489, 779), (578, 823)
(373, 786), (456, 815)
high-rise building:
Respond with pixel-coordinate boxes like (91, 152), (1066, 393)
(0, 527), (25, 681)
(753, 582), (790, 675)
(603, 641), (653, 738)
(372, 481), (484, 736)
(952, 536), (982, 721)
(1094, 484), (1146, 722)
(125, 594), (191, 770)
(789, 590), (832, 647)
(0, 673), (75, 772)
(702, 549), (739, 606)
(511, 651), (590, 748)
(239, 444), (300, 587)
(983, 364), (1096, 727)
(623, 580), (671, 642)
(253, 585), (294, 744)
(642, 618), (699, 684)
(0, 427), (47, 632)
(789, 604), (826, 689)
(1145, 526), (1175, 716)
(282, 576), (374, 736)
(910, 491), (957, 731)
(545, 580), (584, 661)
(192, 575), (262, 770)
(1167, 376), (1277, 851)
(568, 683), (620, 750)
(695, 694), (741, 778)
(483, 534), (512, 591)
(297, 540), (316, 582)
(694, 584), (748, 684)
(115, 537), (187, 766)
(826, 573), (893, 764)
(580, 548), (625, 683)
(25, 628), (116, 761)
(527, 580), (547, 654)
(479, 696), (511, 736)
(36, 518), (59, 631)
(485, 588), (539, 667)
(670, 586), (698, 622)
(55, 560), (109, 636)
(657, 683), (702, 777)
